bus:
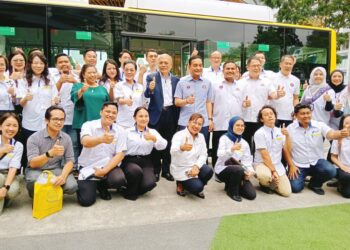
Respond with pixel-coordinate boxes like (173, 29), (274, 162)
(0, 0), (336, 81)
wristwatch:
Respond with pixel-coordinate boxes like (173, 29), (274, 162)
(45, 151), (53, 158)
(2, 185), (10, 190)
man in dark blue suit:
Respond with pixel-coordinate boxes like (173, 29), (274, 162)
(145, 54), (179, 182)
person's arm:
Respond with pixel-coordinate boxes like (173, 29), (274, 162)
(293, 94), (299, 106)
(331, 154), (350, 173)
(259, 149), (277, 173)
(152, 130), (168, 151)
(53, 161), (73, 187)
(326, 128), (349, 140)
(0, 168), (17, 199)
(206, 101), (213, 131)
(95, 152), (125, 177)
(175, 97), (188, 107)
(194, 136), (208, 169)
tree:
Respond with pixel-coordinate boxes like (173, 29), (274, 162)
(261, 0), (350, 47)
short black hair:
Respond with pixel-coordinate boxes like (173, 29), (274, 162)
(45, 105), (66, 120)
(223, 60), (237, 69)
(133, 106), (148, 117)
(257, 105), (277, 124)
(101, 101), (118, 111)
(83, 48), (96, 58)
(188, 55), (202, 66)
(55, 53), (69, 63)
(123, 60), (137, 71)
(294, 103), (312, 114)
(119, 49), (132, 59)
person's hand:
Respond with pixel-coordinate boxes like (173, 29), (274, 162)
(0, 143), (14, 155)
(94, 167), (106, 178)
(277, 85), (286, 98)
(271, 170), (279, 184)
(10, 72), (22, 80)
(340, 125), (350, 138)
(0, 187), (7, 198)
(138, 64), (147, 75)
(110, 80), (116, 89)
(244, 171), (254, 180)
(24, 89), (33, 101)
(209, 120), (214, 132)
(288, 164), (300, 180)
(53, 94), (61, 105)
(100, 127), (114, 144)
(231, 139), (241, 151)
(149, 77), (156, 92)
(186, 95), (195, 105)
(180, 137), (193, 151)
(125, 96), (133, 106)
(243, 96), (251, 108)
(323, 91), (331, 102)
(302, 80), (308, 90)
(281, 123), (288, 136)
(53, 174), (66, 187)
(80, 83), (89, 94)
(187, 165), (199, 177)
(59, 72), (76, 84)
(49, 139), (65, 157)
(7, 86), (15, 97)
(144, 129), (156, 142)
(334, 100), (343, 111)
(191, 47), (198, 57)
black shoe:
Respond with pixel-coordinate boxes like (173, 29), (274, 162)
(195, 192), (205, 199)
(260, 185), (274, 194)
(162, 172), (174, 181)
(231, 195), (242, 202)
(97, 183), (112, 200)
(308, 184), (325, 195)
(176, 183), (186, 197)
(123, 193), (138, 201)
(155, 173), (160, 182)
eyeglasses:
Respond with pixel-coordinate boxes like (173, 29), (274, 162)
(50, 118), (65, 123)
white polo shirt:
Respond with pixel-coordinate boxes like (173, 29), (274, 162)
(202, 66), (224, 86)
(0, 138), (23, 170)
(270, 72), (300, 121)
(170, 128), (207, 181)
(78, 119), (127, 168)
(287, 120), (331, 168)
(254, 126), (286, 176)
(239, 76), (275, 122)
(214, 135), (253, 174)
(17, 77), (58, 131)
(114, 81), (145, 128)
(243, 69), (276, 81)
(0, 78), (15, 111)
(212, 79), (243, 131)
(331, 138), (350, 169)
(50, 71), (79, 126)
(301, 87), (335, 126)
(125, 126), (167, 156)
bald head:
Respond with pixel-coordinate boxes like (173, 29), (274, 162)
(158, 54), (173, 76)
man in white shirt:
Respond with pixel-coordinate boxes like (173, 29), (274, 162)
(239, 56), (278, 151)
(202, 51), (223, 86)
(211, 60), (242, 166)
(118, 49), (132, 81)
(77, 102), (127, 207)
(285, 103), (349, 195)
(270, 55), (300, 127)
(243, 51), (275, 80)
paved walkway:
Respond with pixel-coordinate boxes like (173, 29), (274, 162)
(0, 175), (349, 250)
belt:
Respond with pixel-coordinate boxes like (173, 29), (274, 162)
(162, 105), (173, 111)
(0, 169), (9, 174)
(126, 155), (149, 159)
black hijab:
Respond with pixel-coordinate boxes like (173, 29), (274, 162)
(329, 69), (345, 93)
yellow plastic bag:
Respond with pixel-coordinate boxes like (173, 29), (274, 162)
(32, 170), (63, 219)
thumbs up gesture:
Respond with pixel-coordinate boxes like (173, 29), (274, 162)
(125, 95), (133, 106)
(303, 80), (308, 90)
(281, 123), (288, 136)
(143, 128), (156, 142)
(335, 99), (343, 111)
(25, 88), (33, 101)
(231, 139), (241, 151)
(180, 137), (193, 151)
(53, 93), (61, 105)
(149, 76), (156, 92)
(340, 124), (350, 138)
(100, 127), (114, 144)
(186, 94), (195, 105)
(243, 96), (251, 108)
(49, 139), (65, 157)
(0, 138), (14, 155)
(323, 91), (331, 102)
(277, 85), (286, 98)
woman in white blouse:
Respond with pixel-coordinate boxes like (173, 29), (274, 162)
(99, 59), (120, 101)
(115, 60), (145, 129)
(0, 55), (16, 116)
(331, 114), (350, 198)
(215, 116), (256, 202)
(0, 113), (23, 214)
(170, 113), (213, 199)
(122, 107), (167, 200)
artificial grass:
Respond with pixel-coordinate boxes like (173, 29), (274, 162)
(211, 203), (350, 250)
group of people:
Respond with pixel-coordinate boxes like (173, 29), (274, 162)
(0, 46), (350, 215)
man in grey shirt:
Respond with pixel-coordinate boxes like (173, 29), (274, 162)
(25, 106), (78, 198)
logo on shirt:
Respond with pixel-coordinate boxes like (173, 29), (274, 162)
(202, 85), (207, 89)
(219, 85), (223, 89)
(260, 83), (265, 87)
(186, 85), (191, 89)
(290, 83), (294, 87)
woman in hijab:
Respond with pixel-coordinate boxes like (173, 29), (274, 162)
(328, 70), (346, 129)
(301, 67), (335, 126)
(214, 116), (256, 202)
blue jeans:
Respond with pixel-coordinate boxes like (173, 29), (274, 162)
(62, 125), (79, 169)
(179, 164), (213, 194)
(290, 159), (336, 193)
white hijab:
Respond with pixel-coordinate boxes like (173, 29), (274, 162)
(308, 66), (327, 95)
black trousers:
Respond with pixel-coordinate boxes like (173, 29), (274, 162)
(337, 168), (350, 198)
(242, 122), (261, 154)
(217, 165), (256, 200)
(19, 127), (36, 171)
(212, 131), (226, 167)
(77, 167), (126, 207)
(121, 155), (157, 200)
(149, 106), (177, 175)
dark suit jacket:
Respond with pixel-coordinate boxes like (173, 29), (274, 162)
(144, 72), (180, 126)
